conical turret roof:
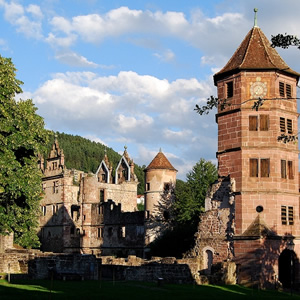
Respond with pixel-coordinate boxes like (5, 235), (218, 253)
(214, 26), (300, 84)
(145, 150), (177, 171)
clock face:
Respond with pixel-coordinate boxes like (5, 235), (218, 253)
(250, 81), (267, 99)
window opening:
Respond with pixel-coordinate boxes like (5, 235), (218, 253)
(286, 84), (292, 98)
(287, 119), (292, 134)
(279, 82), (285, 97)
(260, 115), (269, 131)
(100, 189), (104, 202)
(288, 206), (294, 225)
(281, 160), (287, 179)
(250, 159), (258, 177)
(280, 117), (286, 132)
(260, 159), (270, 177)
(249, 116), (258, 131)
(288, 161), (294, 179)
(226, 81), (233, 98)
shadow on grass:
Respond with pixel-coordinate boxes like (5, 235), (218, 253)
(0, 279), (299, 300)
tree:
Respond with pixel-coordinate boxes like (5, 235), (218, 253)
(149, 159), (218, 257)
(271, 34), (300, 49)
(0, 55), (49, 248)
(174, 158), (218, 224)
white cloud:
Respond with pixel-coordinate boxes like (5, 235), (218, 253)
(29, 70), (217, 181)
(84, 134), (107, 146)
(55, 51), (98, 68)
(26, 4), (43, 19)
(154, 49), (175, 62)
(0, 1), (43, 39)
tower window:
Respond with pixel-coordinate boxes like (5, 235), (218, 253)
(250, 159), (258, 177)
(287, 119), (292, 134)
(281, 206), (294, 225)
(281, 160), (286, 179)
(260, 115), (269, 131)
(280, 118), (293, 134)
(288, 161), (294, 179)
(249, 116), (258, 131)
(260, 159), (270, 177)
(250, 158), (270, 177)
(280, 117), (286, 132)
(281, 206), (287, 225)
(226, 81), (233, 98)
(279, 82), (293, 98)
(146, 182), (150, 191)
(279, 82), (285, 97)
(249, 115), (269, 131)
(286, 84), (292, 98)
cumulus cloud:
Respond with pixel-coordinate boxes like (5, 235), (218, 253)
(0, 1), (43, 39)
(30, 70), (217, 178)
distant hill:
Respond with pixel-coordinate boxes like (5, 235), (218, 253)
(47, 132), (145, 194)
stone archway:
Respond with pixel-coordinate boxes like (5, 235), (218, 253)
(279, 249), (295, 288)
(203, 246), (214, 275)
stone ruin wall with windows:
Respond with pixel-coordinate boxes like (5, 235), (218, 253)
(38, 138), (145, 257)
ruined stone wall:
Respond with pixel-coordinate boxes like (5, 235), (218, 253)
(82, 176), (138, 212)
(0, 249), (99, 280)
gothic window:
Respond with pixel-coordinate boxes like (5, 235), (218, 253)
(226, 81), (233, 98)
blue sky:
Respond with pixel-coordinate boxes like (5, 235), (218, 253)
(1, 0), (300, 180)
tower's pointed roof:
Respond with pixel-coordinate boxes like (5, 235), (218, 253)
(214, 26), (300, 84)
(145, 149), (177, 171)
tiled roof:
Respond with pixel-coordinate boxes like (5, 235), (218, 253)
(145, 151), (177, 171)
(214, 26), (300, 84)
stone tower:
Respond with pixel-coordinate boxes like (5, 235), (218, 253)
(144, 149), (177, 216)
(213, 11), (300, 287)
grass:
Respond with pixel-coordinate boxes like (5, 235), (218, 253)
(0, 278), (299, 300)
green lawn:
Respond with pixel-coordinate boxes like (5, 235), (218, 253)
(0, 279), (299, 300)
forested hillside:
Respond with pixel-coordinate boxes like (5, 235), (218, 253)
(47, 132), (145, 194)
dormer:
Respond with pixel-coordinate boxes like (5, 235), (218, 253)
(96, 160), (110, 183)
(115, 155), (130, 184)
(44, 135), (64, 176)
